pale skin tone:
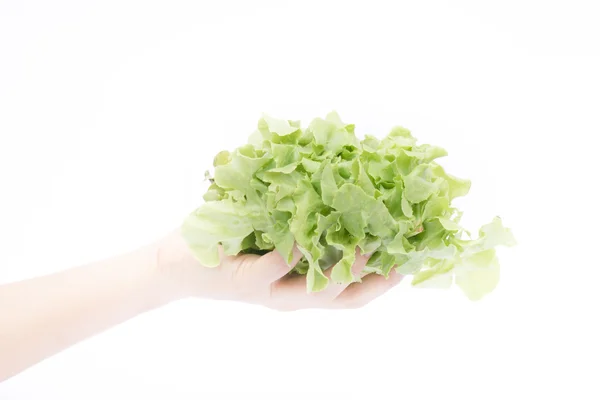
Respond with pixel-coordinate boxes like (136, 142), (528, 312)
(0, 229), (403, 382)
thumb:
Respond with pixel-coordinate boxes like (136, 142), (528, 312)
(245, 246), (303, 284)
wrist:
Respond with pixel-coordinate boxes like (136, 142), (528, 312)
(130, 240), (187, 310)
(152, 229), (198, 300)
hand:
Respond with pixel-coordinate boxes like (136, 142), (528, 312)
(0, 228), (403, 381)
(154, 229), (404, 311)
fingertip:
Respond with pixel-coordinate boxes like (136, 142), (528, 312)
(389, 269), (404, 282)
(259, 249), (286, 266)
(256, 246), (303, 284)
(289, 245), (303, 268)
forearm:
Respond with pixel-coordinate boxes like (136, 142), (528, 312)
(0, 244), (178, 382)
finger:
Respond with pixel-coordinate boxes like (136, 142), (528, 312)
(331, 271), (404, 309)
(272, 248), (370, 302)
(320, 250), (371, 299)
(239, 245), (303, 284)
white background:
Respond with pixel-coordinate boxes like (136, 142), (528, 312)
(1, 0), (599, 399)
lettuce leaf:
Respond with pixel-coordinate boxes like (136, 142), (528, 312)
(182, 112), (515, 300)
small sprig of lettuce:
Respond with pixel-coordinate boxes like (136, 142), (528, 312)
(182, 112), (515, 300)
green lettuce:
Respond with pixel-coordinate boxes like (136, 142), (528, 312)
(182, 112), (515, 300)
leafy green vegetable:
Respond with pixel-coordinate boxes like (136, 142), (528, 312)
(182, 112), (515, 300)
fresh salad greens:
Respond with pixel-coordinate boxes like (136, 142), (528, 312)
(182, 112), (515, 300)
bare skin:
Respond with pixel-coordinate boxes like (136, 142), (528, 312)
(0, 229), (403, 382)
